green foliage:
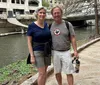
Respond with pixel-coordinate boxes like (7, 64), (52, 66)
(42, 0), (49, 7)
(0, 59), (37, 84)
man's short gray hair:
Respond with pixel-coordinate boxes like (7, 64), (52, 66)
(51, 5), (63, 15)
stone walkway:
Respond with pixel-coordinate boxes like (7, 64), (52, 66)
(46, 41), (100, 85)
(21, 38), (100, 85)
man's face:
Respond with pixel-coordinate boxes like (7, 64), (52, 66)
(52, 8), (62, 21)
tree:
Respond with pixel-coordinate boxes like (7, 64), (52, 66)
(94, 0), (99, 35)
(42, 0), (49, 7)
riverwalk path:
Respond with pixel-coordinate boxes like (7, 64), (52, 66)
(21, 38), (100, 85)
(46, 39), (100, 85)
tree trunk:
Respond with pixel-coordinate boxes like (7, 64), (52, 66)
(94, 0), (99, 35)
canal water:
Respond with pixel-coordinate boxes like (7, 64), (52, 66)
(0, 26), (97, 68)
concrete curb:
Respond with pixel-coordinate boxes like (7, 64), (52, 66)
(0, 32), (26, 37)
(21, 37), (100, 85)
(21, 64), (54, 85)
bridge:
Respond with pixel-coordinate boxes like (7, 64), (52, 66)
(66, 13), (100, 21)
(63, 1), (100, 26)
(64, 13), (100, 27)
(7, 10), (28, 28)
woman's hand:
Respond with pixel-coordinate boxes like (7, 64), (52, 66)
(30, 56), (35, 64)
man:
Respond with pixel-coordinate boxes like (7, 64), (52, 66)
(50, 6), (79, 85)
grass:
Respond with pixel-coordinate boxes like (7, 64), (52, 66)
(0, 59), (37, 84)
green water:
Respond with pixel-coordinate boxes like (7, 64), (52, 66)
(0, 26), (97, 68)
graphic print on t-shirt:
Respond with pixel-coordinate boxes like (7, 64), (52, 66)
(53, 28), (61, 36)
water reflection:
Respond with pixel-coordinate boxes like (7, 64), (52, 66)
(0, 26), (98, 68)
(75, 26), (96, 46)
(0, 34), (28, 68)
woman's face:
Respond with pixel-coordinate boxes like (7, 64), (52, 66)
(37, 9), (46, 20)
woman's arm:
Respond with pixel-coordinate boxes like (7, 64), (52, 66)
(27, 36), (35, 64)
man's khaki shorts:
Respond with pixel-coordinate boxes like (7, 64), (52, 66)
(52, 50), (75, 74)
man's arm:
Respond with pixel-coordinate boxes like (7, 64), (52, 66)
(70, 35), (79, 58)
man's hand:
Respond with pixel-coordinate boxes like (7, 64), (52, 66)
(74, 51), (79, 59)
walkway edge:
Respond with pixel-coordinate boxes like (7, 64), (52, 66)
(21, 37), (100, 85)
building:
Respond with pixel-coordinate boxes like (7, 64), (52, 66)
(0, 0), (42, 19)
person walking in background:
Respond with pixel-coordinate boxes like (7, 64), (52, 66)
(50, 6), (79, 85)
(27, 7), (51, 85)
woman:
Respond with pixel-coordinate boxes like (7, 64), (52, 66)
(27, 7), (51, 85)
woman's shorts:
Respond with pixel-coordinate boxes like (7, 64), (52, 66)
(52, 50), (75, 74)
(34, 51), (51, 68)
